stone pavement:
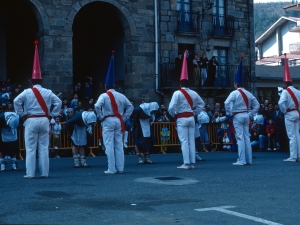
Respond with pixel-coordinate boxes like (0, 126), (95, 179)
(0, 151), (299, 225)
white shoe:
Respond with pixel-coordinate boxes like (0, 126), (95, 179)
(273, 148), (277, 151)
(104, 170), (116, 174)
(283, 158), (296, 162)
(232, 162), (246, 166)
(267, 148), (271, 151)
(189, 164), (195, 169)
(177, 164), (190, 169)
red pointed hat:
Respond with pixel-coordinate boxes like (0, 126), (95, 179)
(180, 50), (188, 81)
(32, 40), (42, 79)
(283, 53), (292, 82)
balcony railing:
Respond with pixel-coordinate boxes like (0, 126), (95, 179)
(176, 10), (200, 33)
(211, 14), (234, 37)
(159, 63), (251, 89)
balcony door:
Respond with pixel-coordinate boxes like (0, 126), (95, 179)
(213, 48), (228, 87)
(177, 0), (193, 32)
(213, 0), (225, 35)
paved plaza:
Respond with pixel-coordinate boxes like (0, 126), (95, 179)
(0, 151), (299, 225)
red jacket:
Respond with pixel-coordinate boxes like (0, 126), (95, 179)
(266, 124), (276, 135)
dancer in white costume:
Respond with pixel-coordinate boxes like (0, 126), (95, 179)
(14, 41), (61, 178)
(224, 56), (259, 166)
(278, 54), (300, 162)
(168, 50), (204, 169)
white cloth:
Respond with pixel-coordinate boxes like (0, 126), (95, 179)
(1, 127), (17, 142)
(278, 86), (300, 159)
(139, 102), (159, 137)
(224, 88), (259, 164)
(94, 89), (133, 122)
(13, 85), (61, 178)
(169, 88), (204, 164)
(197, 111), (210, 128)
(71, 125), (87, 146)
(224, 88), (259, 119)
(82, 111), (97, 134)
(194, 122), (200, 138)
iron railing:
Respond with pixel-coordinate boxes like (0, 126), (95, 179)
(159, 63), (251, 89)
(176, 10), (200, 33)
(211, 14), (234, 37)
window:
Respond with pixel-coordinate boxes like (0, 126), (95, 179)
(177, 0), (191, 11)
(213, 48), (228, 87)
(212, 0), (226, 35)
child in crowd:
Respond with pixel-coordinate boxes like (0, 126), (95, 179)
(50, 117), (62, 158)
(70, 94), (79, 108)
(222, 132), (231, 150)
(266, 118), (276, 151)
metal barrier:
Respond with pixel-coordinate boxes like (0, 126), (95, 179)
(18, 122), (232, 159)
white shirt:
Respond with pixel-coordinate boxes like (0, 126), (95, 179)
(278, 86), (300, 114)
(94, 89), (134, 122)
(224, 87), (259, 118)
(13, 84), (62, 117)
(168, 87), (204, 117)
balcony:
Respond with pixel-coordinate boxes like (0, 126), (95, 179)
(211, 14), (234, 38)
(159, 63), (251, 91)
(176, 10), (200, 33)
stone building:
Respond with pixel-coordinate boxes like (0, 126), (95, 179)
(0, 0), (255, 106)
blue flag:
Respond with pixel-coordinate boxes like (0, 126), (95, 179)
(234, 57), (243, 84)
(105, 52), (115, 86)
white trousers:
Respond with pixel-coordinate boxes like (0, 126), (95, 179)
(285, 111), (300, 159)
(102, 117), (124, 172)
(177, 117), (195, 164)
(233, 113), (252, 164)
(24, 117), (49, 177)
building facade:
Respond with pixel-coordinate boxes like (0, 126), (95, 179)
(0, 0), (255, 105)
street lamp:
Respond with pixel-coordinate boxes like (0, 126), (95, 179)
(202, 0), (214, 19)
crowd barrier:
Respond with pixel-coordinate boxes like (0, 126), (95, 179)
(18, 122), (232, 159)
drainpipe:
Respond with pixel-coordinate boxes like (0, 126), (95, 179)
(154, 0), (164, 103)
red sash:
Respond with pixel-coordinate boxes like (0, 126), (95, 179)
(237, 89), (248, 109)
(31, 88), (49, 117)
(106, 91), (125, 133)
(180, 89), (193, 108)
(286, 87), (300, 120)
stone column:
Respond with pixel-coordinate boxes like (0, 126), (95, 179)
(0, 9), (6, 81)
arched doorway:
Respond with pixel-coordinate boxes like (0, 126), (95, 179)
(0, 0), (38, 88)
(73, 2), (125, 99)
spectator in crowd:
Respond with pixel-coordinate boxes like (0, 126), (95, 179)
(199, 53), (209, 86)
(50, 117), (62, 158)
(83, 82), (93, 103)
(206, 56), (219, 87)
(61, 97), (69, 110)
(192, 54), (200, 86)
(251, 115), (267, 151)
(85, 98), (94, 111)
(222, 132), (231, 150)
(266, 118), (276, 151)
(157, 109), (171, 122)
(12, 86), (20, 100)
(65, 108), (74, 121)
(175, 53), (183, 82)
(205, 103), (212, 119)
(74, 100), (83, 113)
(271, 103), (284, 149)
(70, 94), (79, 108)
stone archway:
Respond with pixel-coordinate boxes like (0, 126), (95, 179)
(67, 0), (137, 99)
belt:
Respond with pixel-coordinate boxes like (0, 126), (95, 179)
(175, 112), (194, 120)
(232, 111), (247, 116)
(27, 115), (49, 119)
(286, 108), (298, 112)
(101, 115), (115, 122)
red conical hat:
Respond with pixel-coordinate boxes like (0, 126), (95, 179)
(180, 50), (188, 81)
(283, 53), (292, 82)
(32, 40), (42, 79)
